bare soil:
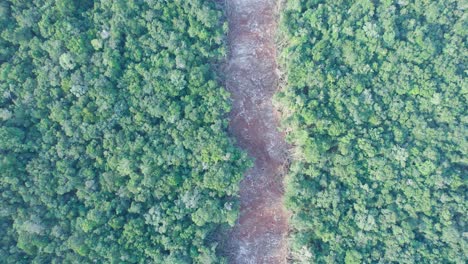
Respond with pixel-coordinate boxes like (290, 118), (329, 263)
(223, 0), (289, 263)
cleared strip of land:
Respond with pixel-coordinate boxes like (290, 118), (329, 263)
(224, 0), (289, 263)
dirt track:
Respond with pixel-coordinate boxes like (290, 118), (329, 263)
(224, 0), (289, 263)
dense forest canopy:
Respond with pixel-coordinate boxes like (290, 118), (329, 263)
(278, 0), (466, 263)
(0, 0), (250, 263)
(1, 0), (467, 263)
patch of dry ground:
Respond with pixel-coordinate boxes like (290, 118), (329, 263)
(224, 0), (289, 263)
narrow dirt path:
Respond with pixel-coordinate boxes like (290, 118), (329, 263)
(224, 0), (289, 263)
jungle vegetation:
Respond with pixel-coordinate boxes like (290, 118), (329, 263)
(0, 0), (250, 263)
(278, 0), (466, 263)
(1, 0), (467, 263)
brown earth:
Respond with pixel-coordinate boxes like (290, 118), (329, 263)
(223, 0), (290, 263)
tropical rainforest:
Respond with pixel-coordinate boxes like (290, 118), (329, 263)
(0, 0), (250, 263)
(278, 0), (466, 263)
(1, 0), (466, 263)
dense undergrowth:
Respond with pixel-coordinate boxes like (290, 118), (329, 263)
(0, 0), (249, 263)
(278, 0), (466, 263)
